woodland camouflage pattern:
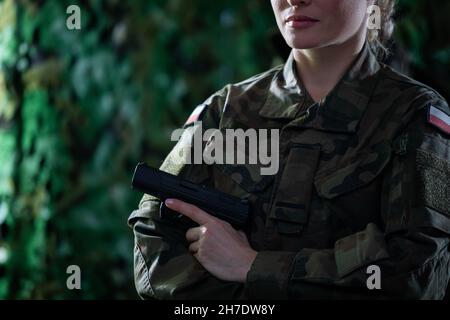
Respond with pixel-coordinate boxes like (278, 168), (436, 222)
(128, 42), (450, 299)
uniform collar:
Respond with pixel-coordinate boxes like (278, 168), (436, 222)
(259, 41), (381, 133)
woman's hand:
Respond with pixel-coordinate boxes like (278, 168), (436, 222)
(165, 198), (257, 283)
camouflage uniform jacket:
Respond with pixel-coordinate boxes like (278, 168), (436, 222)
(128, 42), (450, 299)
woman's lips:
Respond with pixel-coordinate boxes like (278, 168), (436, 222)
(285, 15), (319, 29)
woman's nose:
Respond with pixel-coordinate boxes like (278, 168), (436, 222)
(287, 0), (312, 7)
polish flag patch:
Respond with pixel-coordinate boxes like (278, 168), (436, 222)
(427, 105), (450, 135)
(185, 104), (207, 125)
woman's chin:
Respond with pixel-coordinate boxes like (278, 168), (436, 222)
(286, 36), (324, 50)
(288, 41), (322, 50)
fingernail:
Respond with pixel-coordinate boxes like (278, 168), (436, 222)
(165, 199), (174, 206)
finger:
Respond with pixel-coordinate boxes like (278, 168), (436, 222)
(186, 226), (206, 242)
(188, 241), (200, 253)
(165, 199), (213, 225)
(238, 231), (249, 244)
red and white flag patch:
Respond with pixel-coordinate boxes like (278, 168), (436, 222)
(427, 105), (450, 135)
(185, 104), (207, 125)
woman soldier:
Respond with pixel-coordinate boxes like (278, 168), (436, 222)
(128, 0), (450, 299)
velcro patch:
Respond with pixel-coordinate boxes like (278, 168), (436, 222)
(427, 105), (450, 135)
(185, 104), (207, 125)
(415, 149), (450, 217)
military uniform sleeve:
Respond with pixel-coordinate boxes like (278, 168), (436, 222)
(246, 100), (450, 300)
(128, 86), (246, 299)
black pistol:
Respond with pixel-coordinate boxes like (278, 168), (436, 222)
(131, 163), (249, 229)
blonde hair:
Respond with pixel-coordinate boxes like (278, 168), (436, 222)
(368, 0), (396, 59)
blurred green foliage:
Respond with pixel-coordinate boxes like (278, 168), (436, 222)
(395, 0), (450, 97)
(0, 0), (449, 299)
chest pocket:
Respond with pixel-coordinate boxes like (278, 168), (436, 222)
(268, 144), (321, 235)
(204, 126), (277, 197)
(314, 141), (392, 199)
(212, 162), (275, 199)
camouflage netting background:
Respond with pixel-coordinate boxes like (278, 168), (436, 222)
(0, 0), (449, 299)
